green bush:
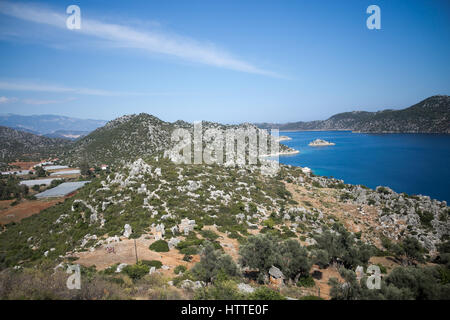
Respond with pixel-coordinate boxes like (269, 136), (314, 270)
(195, 280), (244, 300)
(149, 240), (169, 252)
(122, 263), (149, 281)
(192, 242), (239, 283)
(141, 260), (162, 269)
(279, 239), (311, 280)
(174, 265), (187, 275)
(297, 275), (315, 288)
(239, 234), (280, 279)
(247, 287), (285, 300)
(199, 229), (219, 241)
(313, 224), (374, 269)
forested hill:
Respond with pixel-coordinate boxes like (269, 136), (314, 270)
(257, 95), (450, 133)
(0, 126), (70, 163)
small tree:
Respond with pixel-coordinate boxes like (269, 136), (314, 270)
(149, 240), (169, 252)
(278, 239), (311, 282)
(79, 161), (91, 177)
(239, 234), (280, 283)
(192, 242), (239, 283)
(35, 166), (47, 177)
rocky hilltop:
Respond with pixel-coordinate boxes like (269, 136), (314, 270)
(62, 114), (296, 167)
(257, 95), (450, 133)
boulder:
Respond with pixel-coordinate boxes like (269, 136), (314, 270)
(168, 237), (181, 249)
(180, 279), (205, 290)
(116, 263), (128, 273)
(237, 283), (255, 294)
(123, 224), (132, 238)
(268, 266), (284, 279)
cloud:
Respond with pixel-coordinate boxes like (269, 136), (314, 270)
(22, 97), (77, 105)
(0, 1), (280, 77)
(0, 80), (139, 96)
(0, 95), (74, 105)
(0, 96), (18, 104)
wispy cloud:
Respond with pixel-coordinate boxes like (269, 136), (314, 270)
(22, 97), (77, 105)
(0, 80), (139, 96)
(0, 1), (280, 77)
(0, 96), (18, 104)
(0, 94), (74, 105)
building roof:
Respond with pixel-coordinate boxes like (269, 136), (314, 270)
(35, 181), (90, 198)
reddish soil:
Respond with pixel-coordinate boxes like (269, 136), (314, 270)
(0, 198), (63, 225)
(73, 236), (200, 275)
(8, 161), (40, 170)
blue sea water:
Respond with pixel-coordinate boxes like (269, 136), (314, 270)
(278, 131), (450, 203)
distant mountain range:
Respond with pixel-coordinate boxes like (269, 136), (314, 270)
(256, 95), (450, 133)
(0, 126), (70, 163)
(0, 114), (107, 139)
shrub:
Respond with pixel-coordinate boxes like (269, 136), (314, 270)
(195, 280), (244, 300)
(199, 229), (219, 241)
(263, 218), (275, 229)
(247, 287), (285, 300)
(191, 242), (239, 283)
(418, 210), (434, 229)
(173, 270), (195, 287)
(278, 239), (311, 280)
(391, 237), (426, 265)
(141, 260), (163, 269)
(149, 240), (169, 252)
(0, 268), (127, 300)
(174, 265), (187, 275)
(313, 224), (374, 269)
(297, 275), (315, 288)
(122, 263), (149, 281)
(313, 249), (330, 268)
(239, 234), (280, 279)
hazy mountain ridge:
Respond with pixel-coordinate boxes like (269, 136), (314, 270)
(257, 95), (450, 133)
(0, 114), (107, 137)
(0, 126), (70, 162)
(44, 130), (91, 140)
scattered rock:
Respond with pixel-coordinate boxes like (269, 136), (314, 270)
(123, 224), (132, 238)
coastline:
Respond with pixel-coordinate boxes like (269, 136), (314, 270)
(260, 149), (300, 157)
(277, 136), (292, 142)
(273, 129), (449, 134)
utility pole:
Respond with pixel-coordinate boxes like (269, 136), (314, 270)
(134, 239), (138, 263)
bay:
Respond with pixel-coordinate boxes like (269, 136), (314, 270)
(278, 131), (450, 202)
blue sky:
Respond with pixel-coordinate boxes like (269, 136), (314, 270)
(0, 0), (449, 123)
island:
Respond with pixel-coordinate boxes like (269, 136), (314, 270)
(308, 138), (335, 147)
(277, 136), (292, 142)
